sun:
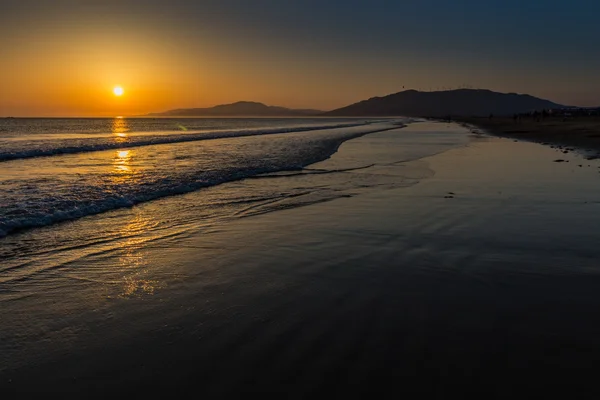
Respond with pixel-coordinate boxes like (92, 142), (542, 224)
(113, 86), (124, 96)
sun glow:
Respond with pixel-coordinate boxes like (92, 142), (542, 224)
(113, 86), (124, 96)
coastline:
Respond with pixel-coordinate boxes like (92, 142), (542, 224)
(454, 116), (600, 159)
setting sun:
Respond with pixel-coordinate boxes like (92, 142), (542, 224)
(113, 86), (124, 96)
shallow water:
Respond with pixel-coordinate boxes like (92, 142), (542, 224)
(0, 122), (465, 286)
(2, 121), (600, 396)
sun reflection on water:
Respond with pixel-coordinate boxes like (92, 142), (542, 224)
(112, 117), (129, 140)
(113, 149), (132, 173)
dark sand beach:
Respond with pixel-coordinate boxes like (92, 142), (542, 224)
(458, 116), (600, 157)
(3, 122), (600, 397)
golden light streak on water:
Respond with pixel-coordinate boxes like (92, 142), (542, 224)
(113, 149), (132, 173)
(112, 117), (130, 141)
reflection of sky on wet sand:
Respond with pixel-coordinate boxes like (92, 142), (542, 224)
(115, 213), (160, 297)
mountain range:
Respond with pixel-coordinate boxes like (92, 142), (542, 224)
(324, 89), (565, 117)
(147, 101), (322, 117)
(148, 90), (566, 118)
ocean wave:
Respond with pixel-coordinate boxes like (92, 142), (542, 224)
(0, 122), (375, 162)
(249, 164), (376, 179)
(0, 124), (401, 237)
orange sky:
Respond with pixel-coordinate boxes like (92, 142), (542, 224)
(1, 33), (405, 117)
(1, 35), (382, 116)
(0, 16), (389, 116)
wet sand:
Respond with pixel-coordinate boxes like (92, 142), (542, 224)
(458, 116), (600, 157)
(3, 123), (600, 397)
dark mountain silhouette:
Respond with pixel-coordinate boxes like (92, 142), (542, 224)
(148, 101), (322, 117)
(323, 89), (565, 117)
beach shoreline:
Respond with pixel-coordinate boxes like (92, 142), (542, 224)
(3, 122), (600, 396)
(455, 116), (600, 159)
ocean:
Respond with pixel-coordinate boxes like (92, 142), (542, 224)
(0, 117), (397, 236)
(2, 119), (600, 396)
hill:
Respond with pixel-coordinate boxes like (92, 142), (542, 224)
(148, 101), (322, 117)
(323, 89), (564, 117)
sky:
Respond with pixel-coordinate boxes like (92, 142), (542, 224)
(1, 0), (599, 116)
